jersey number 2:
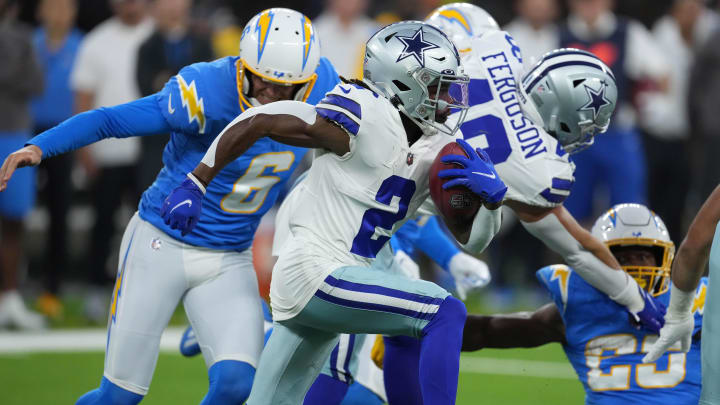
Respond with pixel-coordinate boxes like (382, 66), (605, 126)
(350, 176), (416, 259)
(220, 152), (295, 214)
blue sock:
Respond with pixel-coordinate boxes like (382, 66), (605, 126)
(179, 325), (201, 357)
(75, 377), (143, 405)
(341, 382), (384, 405)
(200, 360), (255, 405)
(384, 335), (423, 405)
(419, 296), (466, 404)
(304, 374), (349, 405)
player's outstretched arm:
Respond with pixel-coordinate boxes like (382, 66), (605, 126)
(671, 185), (720, 292)
(0, 145), (42, 192)
(0, 96), (172, 191)
(191, 101), (349, 187)
(462, 303), (566, 351)
(644, 185), (720, 363)
(513, 202), (666, 333)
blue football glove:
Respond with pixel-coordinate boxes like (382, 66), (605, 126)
(629, 286), (667, 334)
(161, 176), (204, 236)
(437, 138), (508, 204)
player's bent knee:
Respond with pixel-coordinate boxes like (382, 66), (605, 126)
(424, 296), (466, 335)
(75, 377), (143, 405)
(201, 360), (255, 405)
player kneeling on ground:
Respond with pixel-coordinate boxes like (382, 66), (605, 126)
(463, 204), (703, 405)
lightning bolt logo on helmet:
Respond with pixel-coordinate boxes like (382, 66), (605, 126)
(301, 15), (315, 70)
(255, 9), (275, 63)
(434, 8), (472, 36)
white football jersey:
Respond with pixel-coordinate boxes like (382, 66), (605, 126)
(451, 30), (575, 208)
(270, 82), (458, 320)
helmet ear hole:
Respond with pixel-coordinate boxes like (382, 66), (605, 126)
(560, 122), (571, 132)
(392, 80), (411, 92)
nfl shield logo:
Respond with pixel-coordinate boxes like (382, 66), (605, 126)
(406, 153), (414, 165)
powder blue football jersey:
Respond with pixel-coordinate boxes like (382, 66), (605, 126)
(537, 265), (706, 405)
(138, 56), (339, 250)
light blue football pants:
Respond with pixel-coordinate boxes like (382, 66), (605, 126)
(246, 265), (456, 405)
(701, 223), (720, 405)
(321, 334), (366, 384)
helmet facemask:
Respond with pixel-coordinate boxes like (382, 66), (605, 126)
(607, 240), (675, 297)
(237, 60), (318, 108)
(397, 67), (470, 136)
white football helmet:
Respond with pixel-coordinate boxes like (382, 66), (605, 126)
(425, 3), (500, 55)
(238, 8), (321, 108)
(363, 21), (470, 136)
(522, 48), (618, 154)
(591, 203), (675, 297)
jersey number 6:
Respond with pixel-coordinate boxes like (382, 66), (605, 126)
(221, 151), (295, 214)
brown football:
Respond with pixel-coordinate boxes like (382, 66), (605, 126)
(429, 142), (482, 227)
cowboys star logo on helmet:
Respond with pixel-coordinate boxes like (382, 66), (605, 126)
(395, 27), (440, 67)
(578, 82), (611, 120)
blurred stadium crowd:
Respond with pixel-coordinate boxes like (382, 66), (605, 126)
(1, 0), (719, 329)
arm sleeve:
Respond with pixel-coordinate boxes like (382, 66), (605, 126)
(200, 100), (318, 168)
(461, 206), (502, 254)
(521, 213), (642, 311)
(414, 216), (461, 270)
(28, 95), (172, 159)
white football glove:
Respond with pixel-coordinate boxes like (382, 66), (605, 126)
(642, 284), (696, 363)
(448, 252), (491, 300)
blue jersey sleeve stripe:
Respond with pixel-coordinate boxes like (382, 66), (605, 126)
(540, 188), (568, 204)
(552, 178), (574, 192)
(316, 107), (360, 136)
(319, 94), (362, 120)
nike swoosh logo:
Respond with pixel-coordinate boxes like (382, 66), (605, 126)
(471, 171), (497, 179)
(338, 86), (351, 94)
(169, 199), (192, 214)
(168, 93), (175, 114)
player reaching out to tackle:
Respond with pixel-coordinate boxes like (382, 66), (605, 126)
(162, 21), (507, 404)
(0, 8), (339, 405)
(463, 204), (705, 405)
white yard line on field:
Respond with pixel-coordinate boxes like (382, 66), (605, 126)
(0, 328), (577, 380)
(0, 327), (184, 354)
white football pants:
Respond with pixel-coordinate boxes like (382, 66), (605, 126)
(103, 213), (264, 395)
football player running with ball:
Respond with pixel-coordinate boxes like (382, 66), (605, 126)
(162, 21), (507, 404)
(366, 4), (667, 402)
(0, 8), (339, 405)
(463, 204), (705, 405)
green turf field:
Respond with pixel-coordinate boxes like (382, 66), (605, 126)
(0, 343), (585, 404)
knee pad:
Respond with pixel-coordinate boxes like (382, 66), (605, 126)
(423, 296), (467, 337)
(201, 360), (255, 405)
(75, 377), (143, 405)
